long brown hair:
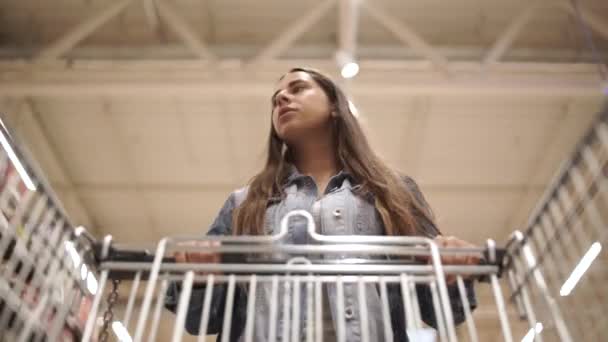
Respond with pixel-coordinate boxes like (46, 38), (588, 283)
(233, 67), (438, 237)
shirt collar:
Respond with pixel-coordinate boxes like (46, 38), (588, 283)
(283, 163), (357, 188)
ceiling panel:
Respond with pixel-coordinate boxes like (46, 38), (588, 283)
(0, 99), (67, 184)
(2, 0), (606, 51)
(424, 187), (524, 244)
(109, 99), (234, 185)
(33, 98), (131, 184)
(416, 97), (576, 186)
(360, 98), (412, 167)
(227, 101), (273, 184)
(528, 99), (601, 185)
(180, 100), (238, 183)
(144, 189), (231, 238)
(79, 189), (154, 241)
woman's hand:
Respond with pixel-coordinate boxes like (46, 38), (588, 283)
(173, 240), (222, 279)
(433, 235), (480, 265)
(431, 235), (482, 284)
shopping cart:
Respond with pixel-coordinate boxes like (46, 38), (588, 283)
(0, 101), (606, 341)
(83, 211), (508, 342)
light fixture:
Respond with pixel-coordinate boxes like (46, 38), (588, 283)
(560, 242), (602, 296)
(336, 50), (359, 79)
(0, 119), (36, 191)
(341, 62), (359, 79)
(112, 321), (133, 342)
(87, 272), (98, 294)
(521, 322), (543, 342)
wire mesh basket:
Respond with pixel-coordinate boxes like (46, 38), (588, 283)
(87, 210), (507, 342)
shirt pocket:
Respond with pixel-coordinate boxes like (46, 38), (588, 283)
(354, 195), (384, 236)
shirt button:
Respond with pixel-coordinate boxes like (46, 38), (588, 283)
(333, 209), (342, 218)
(344, 306), (355, 320)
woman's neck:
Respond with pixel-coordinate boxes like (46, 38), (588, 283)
(291, 135), (339, 193)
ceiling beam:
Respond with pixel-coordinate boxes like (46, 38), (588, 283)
(361, 1), (451, 77)
(483, 2), (543, 66)
(2, 45), (603, 62)
(484, 0), (608, 66)
(36, 0), (134, 60)
(338, 0), (360, 58)
(0, 60), (603, 97)
(154, 0), (215, 60)
(250, 0), (337, 64)
(142, 0), (160, 30)
(555, 0), (608, 40)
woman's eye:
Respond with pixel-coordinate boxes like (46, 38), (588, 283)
(292, 85), (304, 93)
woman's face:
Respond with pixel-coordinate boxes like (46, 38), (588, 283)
(271, 71), (333, 144)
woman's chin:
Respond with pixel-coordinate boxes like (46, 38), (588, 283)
(277, 125), (307, 144)
(276, 120), (297, 136)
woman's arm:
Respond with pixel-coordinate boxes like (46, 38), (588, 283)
(164, 192), (242, 336)
(416, 279), (477, 328)
(401, 176), (478, 329)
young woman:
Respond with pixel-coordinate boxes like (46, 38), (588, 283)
(166, 68), (479, 341)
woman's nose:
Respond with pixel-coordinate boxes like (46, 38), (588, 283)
(276, 91), (290, 106)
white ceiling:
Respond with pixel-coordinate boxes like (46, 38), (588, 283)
(0, 95), (602, 245)
(2, 0), (608, 56)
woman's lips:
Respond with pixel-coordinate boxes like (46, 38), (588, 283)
(278, 110), (296, 123)
(278, 106), (297, 117)
(277, 107), (297, 123)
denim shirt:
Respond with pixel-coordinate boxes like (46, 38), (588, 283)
(165, 168), (477, 341)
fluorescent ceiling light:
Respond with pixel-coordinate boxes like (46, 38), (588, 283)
(336, 50), (359, 79)
(0, 120), (36, 191)
(341, 62), (359, 79)
(560, 242), (602, 296)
